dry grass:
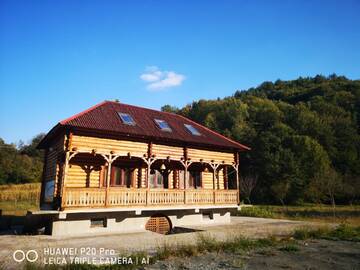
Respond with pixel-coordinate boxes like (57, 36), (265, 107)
(0, 183), (40, 201)
(0, 183), (40, 215)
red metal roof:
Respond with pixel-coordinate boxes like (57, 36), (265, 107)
(41, 101), (250, 151)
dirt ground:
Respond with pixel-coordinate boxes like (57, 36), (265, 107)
(148, 239), (360, 270)
(0, 217), (353, 269)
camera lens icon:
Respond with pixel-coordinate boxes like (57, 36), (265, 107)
(13, 250), (38, 262)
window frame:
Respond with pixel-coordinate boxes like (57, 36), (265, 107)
(189, 170), (202, 189)
(149, 170), (166, 188)
(154, 119), (172, 132)
(118, 112), (136, 126)
(110, 166), (134, 188)
(184, 124), (201, 136)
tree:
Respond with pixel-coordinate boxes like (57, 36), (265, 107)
(161, 105), (179, 113)
(271, 181), (290, 207)
(0, 134), (44, 184)
(311, 167), (343, 211)
(240, 174), (258, 204)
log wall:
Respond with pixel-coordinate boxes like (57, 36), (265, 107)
(43, 135), (65, 197)
(71, 135), (148, 157)
(187, 148), (234, 164)
(201, 168), (225, 189)
(152, 144), (184, 160)
(66, 164), (102, 188)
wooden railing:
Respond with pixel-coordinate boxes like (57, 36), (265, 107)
(64, 188), (106, 207)
(63, 188), (239, 208)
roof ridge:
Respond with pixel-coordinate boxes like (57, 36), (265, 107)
(60, 100), (108, 125)
(106, 100), (180, 117)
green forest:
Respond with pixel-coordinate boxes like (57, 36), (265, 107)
(1, 74), (359, 205)
(162, 74), (360, 205)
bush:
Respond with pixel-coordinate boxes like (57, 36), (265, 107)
(237, 206), (276, 218)
(279, 244), (299, 252)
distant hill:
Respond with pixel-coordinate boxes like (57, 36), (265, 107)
(162, 74), (360, 204)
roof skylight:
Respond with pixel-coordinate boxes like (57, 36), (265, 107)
(154, 119), (172, 132)
(184, 124), (201, 136)
(118, 112), (136, 125)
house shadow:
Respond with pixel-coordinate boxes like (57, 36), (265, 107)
(167, 226), (203, 235)
(0, 214), (26, 235)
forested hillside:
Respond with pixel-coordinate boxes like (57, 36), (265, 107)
(0, 134), (44, 185)
(162, 74), (360, 205)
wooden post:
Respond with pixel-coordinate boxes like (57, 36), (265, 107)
(184, 164), (187, 204)
(39, 149), (48, 207)
(105, 156), (112, 207)
(180, 160), (191, 204)
(210, 163), (218, 204)
(146, 161), (151, 205)
(235, 164), (240, 204)
(212, 166), (216, 190)
(224, 166), (228, 190)
(60, 151), (70, 209)
(184, 164), (187, 190)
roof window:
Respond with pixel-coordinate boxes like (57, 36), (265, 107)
(155, 119), (172, 132)
(118, 112), (136, 125)
(184, 124), (201, 136)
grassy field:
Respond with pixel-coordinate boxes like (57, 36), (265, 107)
(237, 204), (360, 226)
(0, 183), (40, 216)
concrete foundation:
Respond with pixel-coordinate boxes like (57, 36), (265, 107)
(49, 208), (232, 237)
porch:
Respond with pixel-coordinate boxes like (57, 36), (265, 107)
(62, 188), (239, 208)
(56, 143), (241, 210)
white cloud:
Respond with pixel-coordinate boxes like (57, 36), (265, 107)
(140, 66), (186, 90)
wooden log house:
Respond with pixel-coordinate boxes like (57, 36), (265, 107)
(36, 100), (250, 235)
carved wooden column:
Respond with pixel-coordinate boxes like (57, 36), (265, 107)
(60, 150), (78, 209)
(224, 165), (228, 190)
(231, 163), (240, 205)
(142, 156), (156, 205)
(106, 156), (112, 206)
(100, 153), (118, 207)
(209, 161), (220, 204)
(180, 159), (192, 204)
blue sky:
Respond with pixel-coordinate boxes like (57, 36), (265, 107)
(1, 0), (359, 144)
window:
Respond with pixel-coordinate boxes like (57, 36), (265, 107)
(110, 167), (133, 187)
(118, 112), (136, 125)
(184, 124), (201, 136)
(150, 170), (167, 188)
(91, 218), (107, 228)
(154, 119), (172, 132)
(189, 171), (202, 189)
(178, 170), (202, 189)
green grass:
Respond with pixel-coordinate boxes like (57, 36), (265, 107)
(278, 244), (300, 252)
(293, 224), (360, 241)
(237, 206), (276, 218)
(237, 204), (360, 225)
(155, 234), (277, 261)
